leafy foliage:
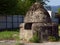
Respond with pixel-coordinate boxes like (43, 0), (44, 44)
(0, 0), (18, 15)
(17, 0), (36, 15)
(0, 0), (36, 15)
(48, 36), (58, 42)
(29, 32), (40, 43)
(58, 8), (60, 14)
(0, 0), (49, 15)
(36, 0), (49, 5)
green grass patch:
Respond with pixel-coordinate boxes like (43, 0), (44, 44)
(0, 29), (19, 40)
(48, 36), (58, 42)
(29, 32), (40, 43)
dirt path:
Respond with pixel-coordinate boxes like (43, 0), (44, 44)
(0, 40), (17, 45)
(25, 42), (60, 45)
(0, 40), (60, 45)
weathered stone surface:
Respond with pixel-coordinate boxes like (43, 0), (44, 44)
(24, 2), (51, 23)
(32, 23), (58, 41)
(20, 23), (33, 42)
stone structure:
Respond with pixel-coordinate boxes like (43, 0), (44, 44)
(20, 2), (58, 42)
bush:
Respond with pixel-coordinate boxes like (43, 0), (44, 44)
(29, 33), (40, 43)
(48, 36), (57, 42)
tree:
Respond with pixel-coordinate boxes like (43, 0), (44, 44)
(0, 0), (36, 15)
(17, 0), (49, 15)
(36, 0), (49, 5)
(0, 0), (18, 15)
(58, 8), (60, 14)
(0, 0), (49, 15)
(16, 0), (36, 15)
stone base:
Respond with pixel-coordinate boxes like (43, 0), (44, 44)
(19, 23), (58, 42)
(20, 23), (33, 42)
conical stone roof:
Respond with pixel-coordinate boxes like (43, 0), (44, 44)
(24, 2), (51, 23)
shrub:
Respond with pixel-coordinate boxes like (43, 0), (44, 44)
(29, 32), (40, 43)
(48, 36), (57, 42)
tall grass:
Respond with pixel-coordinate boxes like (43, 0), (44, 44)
(0, 29), (19, 40)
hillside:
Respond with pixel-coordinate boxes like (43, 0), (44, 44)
(51, 5), (60, 12)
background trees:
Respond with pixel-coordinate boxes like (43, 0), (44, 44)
(0, 0), (18, 15)
(36, 0), (49, 5)
(17, 0), (36, 15)
(0, 0), (49, 15)
(0, 0), (36, 15)
(58, 8), (60, 14)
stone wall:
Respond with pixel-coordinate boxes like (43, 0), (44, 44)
(20, 23), (33, 41)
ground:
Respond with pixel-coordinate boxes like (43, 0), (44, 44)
(0, 25), (60, 45)
(0, 29), (19, 40)
(0, 41), (60, 45)
(25, 42), (60, 45)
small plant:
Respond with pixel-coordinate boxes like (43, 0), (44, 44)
(48, 36), (57, 42)
(29, 32), (40, 43)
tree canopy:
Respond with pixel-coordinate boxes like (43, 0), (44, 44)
(0, 0), (36, 15)
(58, 8), (60, 14)
(0, 0), (18, 15)
(17, 0), (36, 15)
(0, 0), (49, 15)
(36, 0), (49, 5)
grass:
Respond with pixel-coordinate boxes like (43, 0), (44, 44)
(0, 29), (19, 40)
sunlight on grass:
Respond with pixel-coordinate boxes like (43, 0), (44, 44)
(0, 29), (19, 40)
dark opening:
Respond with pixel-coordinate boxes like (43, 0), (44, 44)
(59, 18), (60, 24)
(24, 23), (32, 30)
